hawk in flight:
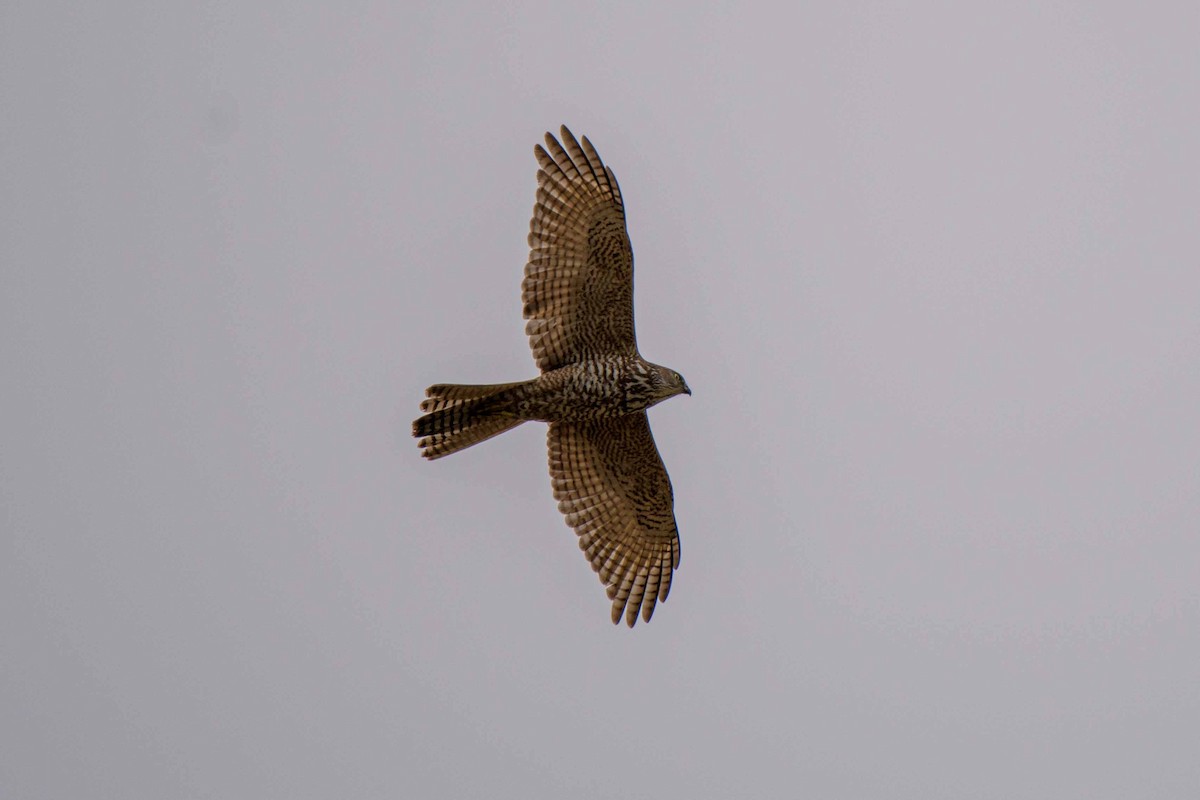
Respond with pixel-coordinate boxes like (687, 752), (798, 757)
(414, 126), (690, 627)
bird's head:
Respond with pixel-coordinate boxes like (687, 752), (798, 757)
(648, 363), (691, 402)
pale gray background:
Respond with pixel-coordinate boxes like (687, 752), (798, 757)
(3, 2), (1198, 798)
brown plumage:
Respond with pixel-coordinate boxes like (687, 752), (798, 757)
(414, 126), (689, 627)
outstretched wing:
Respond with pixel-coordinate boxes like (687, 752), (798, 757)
(547, 414), (681, 626)
(524, 126), (637, 372)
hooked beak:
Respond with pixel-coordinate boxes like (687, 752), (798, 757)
(683, 383), (692, 396)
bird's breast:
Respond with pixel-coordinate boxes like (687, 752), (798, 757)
(512, 360), (647, 422)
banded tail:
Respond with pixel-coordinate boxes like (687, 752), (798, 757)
(413, 381), (529, 459)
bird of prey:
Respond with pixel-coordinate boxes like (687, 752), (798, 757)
(414, 126), (690, 627)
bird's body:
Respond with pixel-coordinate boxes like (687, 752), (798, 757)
(414, 126), (689, 626)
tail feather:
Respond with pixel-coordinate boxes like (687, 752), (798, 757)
(418, 380), (529, 413)
(413, 381), (528, 460)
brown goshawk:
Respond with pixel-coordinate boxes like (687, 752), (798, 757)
(413, 126), (690, 627)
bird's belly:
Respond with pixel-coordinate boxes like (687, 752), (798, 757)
(512, 368), (633, 422)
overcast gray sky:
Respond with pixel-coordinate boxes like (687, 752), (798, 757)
(3, 2), (1198, 798)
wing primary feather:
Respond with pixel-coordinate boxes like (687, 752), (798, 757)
(560, 127), (604, 196)
(579, 135), (614, 200)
